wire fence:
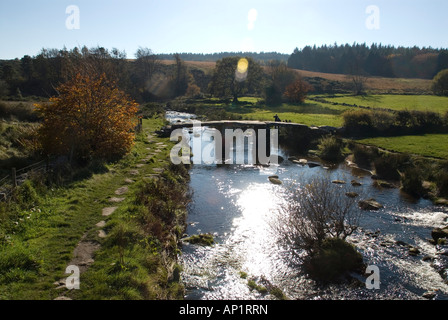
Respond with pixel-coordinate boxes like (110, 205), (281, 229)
(0, 158), (49, 200)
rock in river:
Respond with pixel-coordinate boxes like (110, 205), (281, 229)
(431, 226), (448, 242)
(345, 192), (359, 198)
(269, 176), (282, 185)
(307, 162), (321, 168)
(358, 198), (383, 211)
(351, 180), (362, 187)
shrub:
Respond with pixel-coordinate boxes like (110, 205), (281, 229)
(352, 144), (379, 168)
(274, 177), (361, 257)
(374, 152), (409, 181)
(342, 109), (374, 135)
(35, 73), (139, 161)
(284, 78), (313, 104)
(317, 135), (344, 162)
(436, 171), (448, 198)
(305, 238), (364, 282)
(432, 69), (448, 96)
(401, 167), (425, 198)
(12, 180), (40, 209)
(371, 110), (395, 133)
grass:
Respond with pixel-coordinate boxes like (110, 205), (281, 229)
(319, 94), (448, 114)
(357, 134), (448, 159)
(0, 114), (186, 300)
(224, 100), (348, 127)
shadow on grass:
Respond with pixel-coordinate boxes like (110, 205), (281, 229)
(225, 102), (345, 116)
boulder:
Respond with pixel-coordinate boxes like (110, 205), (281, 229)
(422, 291), (437, 300)
(409, 247), (420, 256)
(374, 180), (396, 189)
(332, 180), (346, 184)
(431, 227), (448, 242)
(307, 162), (321, 168)
(435, 198), (448, 206)
(345, 192), (359, 198)
(268, 177), (282, 185)
(358, 199), (383, 211)
(351, 180), (362, 187)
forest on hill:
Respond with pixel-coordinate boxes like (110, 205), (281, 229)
(287, 43), (448, 79)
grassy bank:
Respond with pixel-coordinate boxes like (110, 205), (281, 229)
(0, 115), (189, 300)
(317, 94), (448, 113)
(356, 134), (448, 159)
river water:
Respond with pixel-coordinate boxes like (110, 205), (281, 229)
(166, 111), (448, 300)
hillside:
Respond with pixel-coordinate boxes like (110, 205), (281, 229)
(172, 60), (432, 94)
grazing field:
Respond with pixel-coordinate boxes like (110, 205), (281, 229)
(225, 101), (346, 127)
(356, 134), (448, 159)
(319, 94), (448, 113)
(296, 69), (432, 94)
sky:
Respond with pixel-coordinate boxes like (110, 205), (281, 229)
(1, 0), (448, 60)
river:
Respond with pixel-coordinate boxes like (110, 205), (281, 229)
(166, 111), (448, 300)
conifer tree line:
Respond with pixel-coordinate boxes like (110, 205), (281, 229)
(287, 43), (448, 79)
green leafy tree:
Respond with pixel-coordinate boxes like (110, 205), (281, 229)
(264, 60), (297, 106)
(208, 56), (264, 103)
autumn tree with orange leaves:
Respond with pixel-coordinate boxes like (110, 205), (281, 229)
(35, 73), (139, 162)
(284, 78), (313, 104)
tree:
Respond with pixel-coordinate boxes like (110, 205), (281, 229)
(273, 177), (361, 257)
(208, 56), (264, 103)
(171, 54), (190, 97)
(35, 73), (139, 162)
(133, 47), (160, 101)
(264, 60), (296, 105)
(284, 77), (312, 103)
(432, 69), (448, 96)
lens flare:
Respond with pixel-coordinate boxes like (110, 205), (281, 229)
(235, 58), (249, 82)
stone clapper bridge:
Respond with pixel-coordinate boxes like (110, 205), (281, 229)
(160, 120), (339, 164)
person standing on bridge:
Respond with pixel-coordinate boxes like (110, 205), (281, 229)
(274, 114), (281, 122)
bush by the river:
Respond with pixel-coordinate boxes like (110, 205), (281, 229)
(304, 238), (364, 282)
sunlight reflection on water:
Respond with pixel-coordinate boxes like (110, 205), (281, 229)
(170, 111), (448, 300)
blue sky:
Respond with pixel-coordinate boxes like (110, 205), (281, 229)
(1, 0), (447, 59)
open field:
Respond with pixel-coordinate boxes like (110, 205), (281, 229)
(296, 69), (432, 94)
(225, 101), (347, 127)
(356, 134), (448, 159)
(190, 94), (448, 159)
(318, 94), (448, 113)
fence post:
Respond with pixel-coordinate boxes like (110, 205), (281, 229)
(12, 167), (17, 187)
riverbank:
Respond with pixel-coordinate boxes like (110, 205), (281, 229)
(0, 115), (190, 300)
